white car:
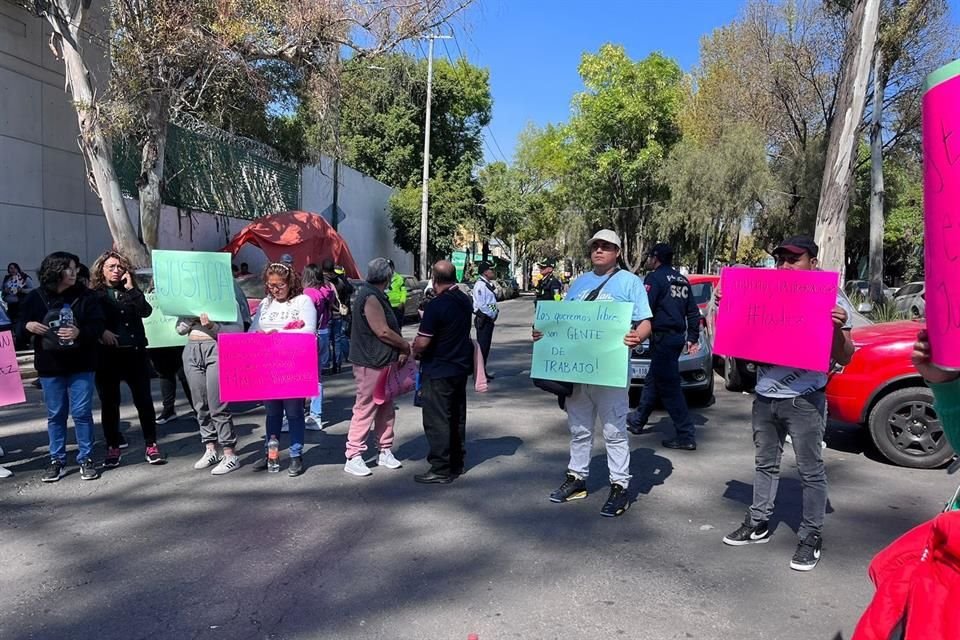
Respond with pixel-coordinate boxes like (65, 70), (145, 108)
(892, 282), (925, 318)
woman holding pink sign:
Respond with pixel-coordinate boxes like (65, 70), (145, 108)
(250, 263), (317, 477)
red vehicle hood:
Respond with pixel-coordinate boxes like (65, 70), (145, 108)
(850, 320), (925, 348)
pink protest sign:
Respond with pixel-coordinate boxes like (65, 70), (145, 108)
(713, 268), (839, 373)
(922, 59), (960, 370)
(0, 331), (25, 407)
(217, 332), (318, 402)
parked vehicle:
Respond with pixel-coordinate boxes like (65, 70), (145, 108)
(844, 279), (899, 302)
(892, 281), (925, 318)
(400, 275), (426, 319)
(629, 314), (714, 408)
(826, 320), (949, 469)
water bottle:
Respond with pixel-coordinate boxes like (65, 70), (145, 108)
(267, 435), (280, 473)
(58, 305), (74, 347)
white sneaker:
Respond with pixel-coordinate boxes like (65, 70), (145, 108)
(0, 465), (12, 478)
(305, 415), (323, 431)
(211, 455), (240, 476)
(344, 456), (372, 477)
(194, 448), (222, 470)
(377, 449), (402, 469)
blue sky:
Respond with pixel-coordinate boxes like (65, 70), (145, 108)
(442, 0), (960, 164)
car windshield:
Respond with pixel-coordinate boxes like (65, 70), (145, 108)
(690, 282), (713, 305)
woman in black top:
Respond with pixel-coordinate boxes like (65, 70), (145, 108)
(18, 251), (105, 482)
(90, 250), (165, 467)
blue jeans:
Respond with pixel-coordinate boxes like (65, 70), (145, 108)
(41, 372), (96, 464)
(265, 398), (306, 457)
(330, 318), (349, 366)
(309, 330), (330, 418)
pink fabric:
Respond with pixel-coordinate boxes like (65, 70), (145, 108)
(304, 286), (335, 330)
(373, 359), (418, 405)
(346, 365), (396, 459)
(474, 340), (488, 393)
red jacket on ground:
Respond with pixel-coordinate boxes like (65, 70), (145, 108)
(853, 511), (960, 640)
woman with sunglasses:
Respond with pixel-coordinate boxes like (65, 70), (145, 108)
(18, 252), (105, 482)
(251, 262), (317, 477)
(90, 250), (164, 467)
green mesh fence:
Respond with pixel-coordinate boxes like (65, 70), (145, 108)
(115, 122), (299, 220)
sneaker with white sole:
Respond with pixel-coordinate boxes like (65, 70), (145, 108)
(790, 533), (823, 571)
(0, 464), (12, 478)
(42, 460), (66, 483)
(193, 448), (222, 470)
(344, 455), (372, 477)
(722, 519), (771, 546)
(305, 415), (323, 431)
(211, 455), (240, 476)
(377, 449), (402, 469)
(155, 413), (178, 425)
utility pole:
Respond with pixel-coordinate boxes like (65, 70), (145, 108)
(418, 34), (451, 280)
(331, 157), (340, 232)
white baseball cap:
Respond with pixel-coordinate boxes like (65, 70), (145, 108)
(587, 229), (622, 249)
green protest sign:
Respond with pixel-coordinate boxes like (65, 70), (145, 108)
(451, 251), (467, 282)
(152, 250), (237, 322)
(143, 292), (187, 349)
(531, 300), (632, 388)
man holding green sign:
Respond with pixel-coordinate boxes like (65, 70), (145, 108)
(532, 229), (652, 518)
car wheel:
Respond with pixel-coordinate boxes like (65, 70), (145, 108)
(867, 386), (954, 469)
(911, 306), (921, 319)
(723, 356), (744, 392)
(687, 372), (715, 407)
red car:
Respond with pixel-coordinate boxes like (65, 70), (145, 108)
(826, 320), (949, 469)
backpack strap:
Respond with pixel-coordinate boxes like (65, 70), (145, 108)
(584, 269), (620, 302)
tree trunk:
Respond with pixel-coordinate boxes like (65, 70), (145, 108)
(814, 0), (881, 277)
(46, 2), (150, 266)
(138, 94), (170, 253)
(868, 48), (887, 303)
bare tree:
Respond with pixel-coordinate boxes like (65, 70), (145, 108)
(814, 0), (881, 276)
(22, 0), (472, 265)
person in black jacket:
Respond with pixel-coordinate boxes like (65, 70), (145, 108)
(627, 243), (702, 450)
(323, 259), (354, 373)
(90, 250), (165, 467)
(18, 251), (105, 482)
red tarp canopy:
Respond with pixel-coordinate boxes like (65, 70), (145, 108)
(221, 210), (361, 279)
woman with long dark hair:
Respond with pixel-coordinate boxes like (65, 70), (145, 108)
(3, 262), (34, 322)
(302, 263), (334, 429)
(18, 251), (105, 482)
(90, 250), (165, 467)
(251, 262), (317, 476)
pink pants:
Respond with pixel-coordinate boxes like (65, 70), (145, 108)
(345, 365), (396, 460)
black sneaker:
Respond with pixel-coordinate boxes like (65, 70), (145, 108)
(79, 458), (99, 481)
(251, 457), (269, 472)
(118, 433), (129, 450)
(288, 457), (304, 477)
(790, 533), (823, 571)
(722, 519), (771, 546)
(599, 483), (630, 517)
(549, 473), (588, 503)
(41, 460), (66, 483)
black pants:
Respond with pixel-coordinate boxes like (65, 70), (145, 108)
(393, 306), (405, 330)
(634, 332), (695, 442)
(95, 348), (158, 448)
(421, 375), (468, 476)
(474, 316), (494, 372)
(149, 346), (192, 415)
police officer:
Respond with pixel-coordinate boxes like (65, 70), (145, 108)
(628, 243), (701, 450)
(534, 259), (564, 306)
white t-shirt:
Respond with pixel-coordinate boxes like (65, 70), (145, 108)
(251, 294), (317, 334)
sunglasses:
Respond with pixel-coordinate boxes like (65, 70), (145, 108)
(775, 254), (806, 265)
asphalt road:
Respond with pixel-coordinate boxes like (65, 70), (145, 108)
(0, 295), (953, 640)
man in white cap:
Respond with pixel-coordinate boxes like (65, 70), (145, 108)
(533, 229), (652, 517)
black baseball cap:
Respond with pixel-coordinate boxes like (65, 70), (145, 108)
(649, 243), (674, 263)
(538, 259), (556, 268)
(478, 261), (494, 273)
(773, 235), (819, 258)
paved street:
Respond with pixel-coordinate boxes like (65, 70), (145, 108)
(0, 296), (953, 640)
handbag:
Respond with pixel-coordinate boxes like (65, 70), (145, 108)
(530, 269), (620, 400)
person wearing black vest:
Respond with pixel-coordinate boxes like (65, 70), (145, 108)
(411, 260), (474, 484)
(343, 258), (411, 477)
(18, 251), (105, 482)
(535, 259), (564, 306)
(90, 250), (165, 468)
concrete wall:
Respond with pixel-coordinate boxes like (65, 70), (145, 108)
(0, 1), (410, 280)
(301, 158), (413, 277)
